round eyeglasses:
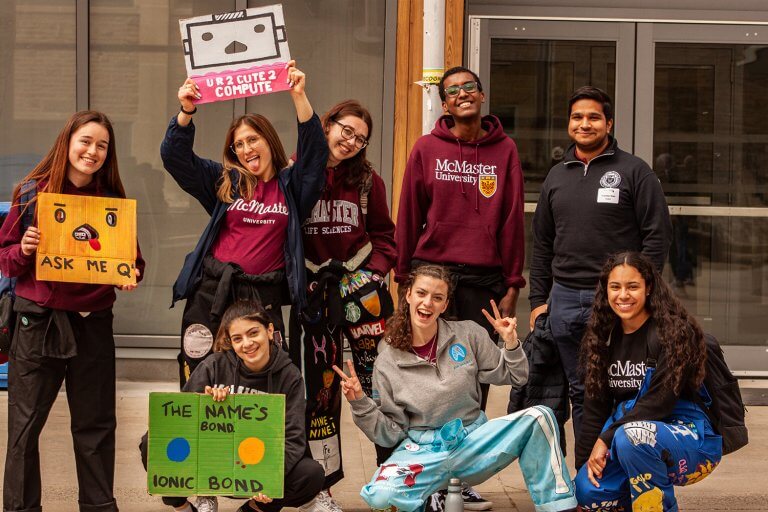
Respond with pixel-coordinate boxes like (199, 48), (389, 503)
(443, 81), (479, 97)
(333, 120), (368, 149)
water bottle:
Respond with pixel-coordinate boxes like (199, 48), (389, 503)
(445, 478), (464, 512)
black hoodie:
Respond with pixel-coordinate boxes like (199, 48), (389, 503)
(184, 346), (308, 473)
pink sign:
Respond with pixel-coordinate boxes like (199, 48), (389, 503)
(192, 62), (291, 104)
(179, 5), (291, 105)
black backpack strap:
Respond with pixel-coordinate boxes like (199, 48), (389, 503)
(359, 170), (374, 225)
(17, 179), (37, 233)
(645, 323), (662, 369)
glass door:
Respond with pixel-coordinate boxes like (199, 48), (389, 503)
(635, 24), (768, 373)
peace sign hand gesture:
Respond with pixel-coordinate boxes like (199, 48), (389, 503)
(332, 360), (365, 401)
(482, 299), (520, 350)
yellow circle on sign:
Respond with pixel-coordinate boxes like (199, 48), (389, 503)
(238, 437), (265, 465)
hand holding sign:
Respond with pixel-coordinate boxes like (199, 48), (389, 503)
(20, 226), (40, 256)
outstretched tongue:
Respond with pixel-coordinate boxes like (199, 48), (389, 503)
(89, 239), (101, 251)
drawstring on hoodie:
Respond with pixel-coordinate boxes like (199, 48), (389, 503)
(232, 346), (275, 394)
(454, 138), (482, 212)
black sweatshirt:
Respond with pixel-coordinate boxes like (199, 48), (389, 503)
(529, 138), (671, 308)
(184, 346), (308, 473)
(575, 319), (696, 468)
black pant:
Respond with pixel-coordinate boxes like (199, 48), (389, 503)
(179, 257), (287, 387)
(4, 307), (118, 512)
(139, 433), (324, 511)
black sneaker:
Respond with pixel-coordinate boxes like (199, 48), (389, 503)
(461, 486), (492, 511)
(425, 490), (446, 512)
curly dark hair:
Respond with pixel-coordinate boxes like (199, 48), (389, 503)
(581, 252), (706, 398)
(384, 264), (455, 352)
(320, 99), (374, 189)
(214, 300), (274, 352)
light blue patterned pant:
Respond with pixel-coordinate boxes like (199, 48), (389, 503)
(361, 406), (577, 512)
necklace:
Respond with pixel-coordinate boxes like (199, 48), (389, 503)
(411, 331), (438, 366)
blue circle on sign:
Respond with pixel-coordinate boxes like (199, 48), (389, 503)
(166, 437), (191, 462)
(449, 343), (467, 362)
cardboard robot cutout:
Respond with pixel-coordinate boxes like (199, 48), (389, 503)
(179, 5), (291, 104)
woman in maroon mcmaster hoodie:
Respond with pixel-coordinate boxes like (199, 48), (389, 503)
(289, 100), (396, 512)
(0, 110), (144, 512)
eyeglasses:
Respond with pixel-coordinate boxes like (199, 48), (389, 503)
(230, 135), (261, 154)
(443, 81), (479, 97)
(333, 120), (368, 149)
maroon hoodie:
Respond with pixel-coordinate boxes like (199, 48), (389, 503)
(302, 163), (396, 276)
(395, 115), (525, 288)
(0, 179), (146, 312)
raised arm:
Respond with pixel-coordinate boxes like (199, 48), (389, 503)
(285, 60), (312, 123)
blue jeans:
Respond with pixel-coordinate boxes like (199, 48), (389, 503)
(575, 369), (722, 511)
(548, 282), (596, 440)
(361, 407), (577, 512)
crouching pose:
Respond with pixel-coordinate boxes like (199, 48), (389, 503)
(575, 252), (722, 511)
(334, 265), (577, 512)
(141, 301), (324, 512)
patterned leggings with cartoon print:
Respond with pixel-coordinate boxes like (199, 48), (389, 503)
(575, 368), (723, 511)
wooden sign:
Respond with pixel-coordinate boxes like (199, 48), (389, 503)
(147, 392), (285, 498)
(35, 193), (137, 286)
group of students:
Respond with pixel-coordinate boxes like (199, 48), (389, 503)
(0, 59), (725, 512)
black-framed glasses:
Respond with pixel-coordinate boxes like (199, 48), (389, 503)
(333, 120), (368, 149)
(230, 135), (261, 154)
(444, 81), (479, 97)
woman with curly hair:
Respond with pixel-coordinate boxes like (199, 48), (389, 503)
(333, 264), (577, 512)
(575, 252), (722, 511)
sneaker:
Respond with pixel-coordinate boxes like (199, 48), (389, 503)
(425, 490), (446, 512)
(300, 490), (343, 512)
(461, 486), (492, 511)
(195, 496), (218, 512)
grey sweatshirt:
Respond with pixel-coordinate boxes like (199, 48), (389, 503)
(349, 318), (528, 447)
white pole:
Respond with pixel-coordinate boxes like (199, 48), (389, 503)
(421, 0), (445, 135)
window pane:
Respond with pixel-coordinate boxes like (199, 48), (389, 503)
(89, 0), (237, 337)
(653, 43), (768, 208)
(0, 0), (76, 199)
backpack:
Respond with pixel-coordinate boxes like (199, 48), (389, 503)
(0, 179), (37, 355)
(647, 330), (748, 455)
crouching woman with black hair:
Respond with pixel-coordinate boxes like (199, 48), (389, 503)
(575, 252), (722, 511)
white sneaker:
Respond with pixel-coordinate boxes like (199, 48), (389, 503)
(299, 490), (343, 512)
(196, 496), (218, 512)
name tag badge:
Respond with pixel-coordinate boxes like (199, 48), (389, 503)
(597, 188), (620, 204)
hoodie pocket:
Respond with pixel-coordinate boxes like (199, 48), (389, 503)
(415, 221), (498, 265)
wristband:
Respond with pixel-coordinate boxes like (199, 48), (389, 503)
(180, 105), (197, 115)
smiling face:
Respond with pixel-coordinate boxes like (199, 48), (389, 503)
(441, 71), (484, 121)
(568, 98), (613, 156)
(405, 275), (450, 334)
(326, 115), (368, 167)
(233, 123), (274, 181)
(228, 317), (274, 372)
(607, 264), (651, 333)
(67, 122), (110, 187)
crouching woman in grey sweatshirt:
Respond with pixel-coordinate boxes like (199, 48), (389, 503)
(333, 264), (577, 512)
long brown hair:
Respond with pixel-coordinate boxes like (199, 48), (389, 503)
(12, 110), (125, 208)
(214, 300), (275, 352)
(581, 252), (706, 398)
(384, 264), (455, 352)
(321, 100), (373, 188)
(218, 114), (289, 203)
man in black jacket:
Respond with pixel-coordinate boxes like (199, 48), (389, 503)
(528, 86), (671, 447)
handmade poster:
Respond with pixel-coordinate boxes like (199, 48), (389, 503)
(179, 5), (291, 104)
(35, 193), (137, 286)
(147, 392), (285, 498)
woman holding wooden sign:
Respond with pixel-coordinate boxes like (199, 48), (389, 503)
(162, 60), (328, 387)
(0, 110), (145, 512)
(287, 99), (396, 508)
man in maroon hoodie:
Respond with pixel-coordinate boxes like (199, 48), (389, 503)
(395, 66), (526, 511)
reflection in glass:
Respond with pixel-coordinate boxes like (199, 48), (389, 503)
(654, 43), (768, 208)
(0, 1), (76, 200)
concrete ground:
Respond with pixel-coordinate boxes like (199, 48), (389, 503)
(0, 380), (766, 512)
